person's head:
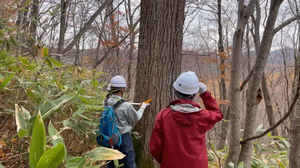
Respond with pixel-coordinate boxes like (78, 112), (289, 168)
(173, 71), (199, 100)
(107, 75), (127, 96)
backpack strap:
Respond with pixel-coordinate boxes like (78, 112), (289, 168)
(113, 99), (125, 109)
(112, 99), (125, 131)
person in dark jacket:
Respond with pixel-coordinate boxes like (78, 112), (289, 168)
(149, 71), (223, 168)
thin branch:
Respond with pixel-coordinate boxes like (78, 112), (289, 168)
(240, 69), (254, 91)
(61, 0), (113, 54)
(273, 16), (299, 36)
(240, 70), (300, 144)
(94, 18), (140, 68)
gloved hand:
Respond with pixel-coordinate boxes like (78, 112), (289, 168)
(141, 102), (149, 110)
(199, 82), (207, 95)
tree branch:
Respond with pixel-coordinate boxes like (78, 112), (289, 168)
(240, 70), (300, 144)
(93, 18), (140, 69)
(61, 0), (113, 54)
(240, 69), (253, 91)
(273, 16), (299, 36)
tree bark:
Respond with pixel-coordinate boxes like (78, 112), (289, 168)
(16, 0), (28, 55)
(226, 0), (256, 166)
(28, 0), (39, 55)
(125, 0), (137, 100)
(217, 0), (228, 150)
(238, 0), (284, 167)
(261, 72), (279, 136)
(289, 23), (300, 168)
(133, 0), (186, 167)
(57, 0), (69, 61)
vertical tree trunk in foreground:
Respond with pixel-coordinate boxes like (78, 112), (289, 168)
(261, 72), (279, 137)
(28, 0), (39, 54)
(238, 0), (284, 167)
(217, 0), (228, 150)
(226, 0), (256, 167)
(57, 0), (69, 61)
(133, 0), (186, 167)
(289, 23), (300, 168)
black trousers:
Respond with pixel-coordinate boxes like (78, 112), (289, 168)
(108, 132), (137, 168)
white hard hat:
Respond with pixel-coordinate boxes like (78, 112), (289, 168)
(173, 71), (200, 94)
(109, 75), (127, 88)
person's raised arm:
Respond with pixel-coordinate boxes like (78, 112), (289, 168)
(126, 102), (149, 125)
(198, 82), (223, 131)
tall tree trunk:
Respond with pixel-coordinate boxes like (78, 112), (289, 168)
(16, 0), (28, 55)
(133, 0), (186, 167)
(125, 0), (137, 101)
(226, 0), (256, 167)
(28, 0), (39, 55)
(57, 0), (69, 61)
(217, 0), (228, 150)
(289, 23), (300, 168)
(238, 0), (284, 167)
(261, 72), (279, 136)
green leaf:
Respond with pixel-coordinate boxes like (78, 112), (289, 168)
(77, 114), (91, 120)
(86, 164), (105, 168)
(66, 157), (87, 168)
(45, 58), (53, 69)
(9, 35), (17, 45)
(255, 124), (265, 133)
(81, 120), (99, 126)
(267, 132), (271, 138)
(269, 135), (286, 140)
(30, 113), (46, 168)
(15, 104), (31, 138)
(41, 92), (77, 119)
(16, 76), (24, 85)
(228, 162), (234, 168)
(0, 164), (5, 168)
(72, 108), (85, 117)
(0, 30), (4, 37)
(26, 89), (38, 101)
(63, 120), (69, 127)
(36, 142), (66, 168)
(79, 104), (104, 110)
(48, 121), (67, 158)
(237, 162), (244, 168)
(43, 47), (49, 57)
(0, 73), (15, 91)
(48, 57), (62, 67)
(4, 108), (15, 114)
(49, 5), (61, 16)
(85, 147), (125, 161)
(56, 80), (68, 92)
(282, 139), (290, 148)
(19, 56), (29, 65)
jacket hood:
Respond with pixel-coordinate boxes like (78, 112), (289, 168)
(168, 99), (202, 126)
(107, 95), (123, 106)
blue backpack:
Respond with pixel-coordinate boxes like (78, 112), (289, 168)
(96, 99), (125, 148)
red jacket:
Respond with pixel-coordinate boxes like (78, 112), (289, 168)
(149, 91), (223, 168)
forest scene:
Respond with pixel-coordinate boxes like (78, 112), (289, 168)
(0, 0), (300, 167)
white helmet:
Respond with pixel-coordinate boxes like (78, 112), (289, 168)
(109, 75), (127, 88)
(173, 71), (200, 95)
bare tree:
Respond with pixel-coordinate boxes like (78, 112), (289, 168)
(289, 13), (300, 168)
(226, 0), (256, 166)
(238, 0), (291, 167)
(57, 0), (70, 61)
(60, 0), (113, 55)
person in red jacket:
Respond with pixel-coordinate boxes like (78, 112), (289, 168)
(149, 71), (223, 168)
